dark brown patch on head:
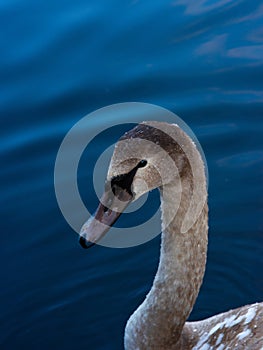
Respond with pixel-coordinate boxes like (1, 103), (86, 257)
(120, 124), (182, 154)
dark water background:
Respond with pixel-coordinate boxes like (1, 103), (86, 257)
(1, 0), (263, 349)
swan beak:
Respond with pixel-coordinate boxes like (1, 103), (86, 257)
(79, 187), (133, 249)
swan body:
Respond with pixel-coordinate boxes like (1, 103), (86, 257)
(80, 121), (263, 349)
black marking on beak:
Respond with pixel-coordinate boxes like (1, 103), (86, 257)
(79, 159), (148, 249)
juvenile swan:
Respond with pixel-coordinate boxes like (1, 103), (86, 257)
(80, 122), (263, 349)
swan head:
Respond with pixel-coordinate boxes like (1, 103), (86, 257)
(79, 121), (192, 248)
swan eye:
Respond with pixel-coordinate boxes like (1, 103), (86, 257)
(138, 160), (147, 168)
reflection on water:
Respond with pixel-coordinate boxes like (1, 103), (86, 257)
(1, 0), (262, 349)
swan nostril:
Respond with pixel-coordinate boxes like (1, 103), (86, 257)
(103, 206), (109, 213)
(79, 236), (96, 249)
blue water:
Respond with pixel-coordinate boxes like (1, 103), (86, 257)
(1, 0), (263, 349)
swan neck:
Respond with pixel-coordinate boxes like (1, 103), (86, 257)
(125, 181), (208, 349)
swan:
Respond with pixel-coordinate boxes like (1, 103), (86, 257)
(79, 121), (263, 349)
